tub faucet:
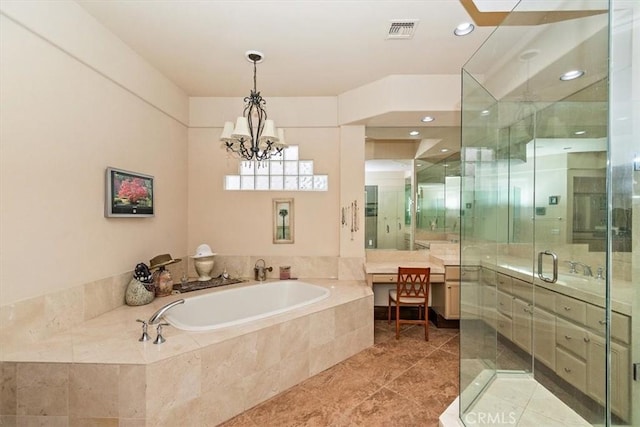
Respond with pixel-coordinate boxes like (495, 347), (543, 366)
(254, 259), (273, 281)
(148, 299), (184, 325)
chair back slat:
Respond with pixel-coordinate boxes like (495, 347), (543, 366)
(397, 267), (430, 301)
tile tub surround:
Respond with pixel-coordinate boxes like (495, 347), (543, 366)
(0, 255), (366, 359)
(0, 279), (373, 426)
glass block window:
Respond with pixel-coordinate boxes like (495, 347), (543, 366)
(224, 145), (328, 191)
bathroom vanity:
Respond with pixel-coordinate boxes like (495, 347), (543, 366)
(364, 249), (461, 326)
(474, 259), (632, 421)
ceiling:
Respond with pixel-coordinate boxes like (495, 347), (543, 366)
(75, 1), (608, 163)
(75, 0), (501, 155)
(76, 0), (496, 98)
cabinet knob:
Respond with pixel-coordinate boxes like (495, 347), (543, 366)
(565, 335), (572, 340)
(584, 337), (590, 343)
(598, 320), (606, 325)
(564, 367), (572, 373)
(564, 306), (571, 311)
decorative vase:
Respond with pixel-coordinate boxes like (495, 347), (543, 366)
(153, 268), (174, 297)
(125, 278), (155, 306)
(194, 255), (215, 281)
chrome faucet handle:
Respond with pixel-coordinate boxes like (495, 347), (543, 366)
(153, 323), (170, 345)
(583, 265), (593, 277)
(136, 319), (151, 342)
(596, 266), (605, 280)
(565, 261), (578, 274)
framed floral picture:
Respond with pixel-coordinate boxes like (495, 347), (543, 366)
(105, 167), (154, 217)
(273, 198), (294, 243)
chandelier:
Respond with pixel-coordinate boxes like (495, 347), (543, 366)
(220, 50), (286, 161)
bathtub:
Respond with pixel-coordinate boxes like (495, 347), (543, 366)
(164, 280), (330, 331)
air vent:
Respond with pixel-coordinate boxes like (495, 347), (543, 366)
(387, 20), (419, 39)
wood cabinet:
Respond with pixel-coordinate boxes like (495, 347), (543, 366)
(481, 266), (631, 422)
(587, 333), (630, 420)
(533, 307), (556, 370)
(431, 266), (460, 320)
(512, 298), (532, 353)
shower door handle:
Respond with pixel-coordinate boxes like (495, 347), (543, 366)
(537, 250), (558, 283)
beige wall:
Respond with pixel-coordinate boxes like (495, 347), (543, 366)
(187, 126), (341, 257)
(187, 98), (345, 260)
(0, 2), (396, 308)
(0, 3), (189, 305)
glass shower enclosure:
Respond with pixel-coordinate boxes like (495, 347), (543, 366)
(459, 0), (638, 425)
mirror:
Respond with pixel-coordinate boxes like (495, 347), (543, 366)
(498, 78), (630, 252)
(364, 159), (411, 249)
(273, 198), (294, 244)
(415, 153), (461, 249)
(364, 152), (461, 250)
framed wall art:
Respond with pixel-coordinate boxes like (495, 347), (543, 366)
(105, 167), (154, 217)
(273, 198), (294, 243)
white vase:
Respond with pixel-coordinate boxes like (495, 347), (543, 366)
(194, 255), (215, 281)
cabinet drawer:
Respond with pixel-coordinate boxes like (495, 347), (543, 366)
(535, 286), (556, 312)
(496, 273), (512, 293)
(481, 268), (497, 286)
(372, 274), (397, 284)
(497, 291), (512, 317)
(445, 266), (460, 281)
(461, 266), (480, 282)
(497, 312), (512, 340)
(431, 273), (445, 284)
(555, 294), (586, 324)
(511, 278), (533, 302)
(556, 347), (587, 393)
(585, 304), (630, 344)
(556, 317), (588, 359)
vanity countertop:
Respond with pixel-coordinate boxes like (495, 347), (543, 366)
(364, 262), (446, 275)
(429, 254), (460, 266)
(472, 255), (632, 316)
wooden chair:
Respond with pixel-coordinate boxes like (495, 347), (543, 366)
(388, 267), (431, 340)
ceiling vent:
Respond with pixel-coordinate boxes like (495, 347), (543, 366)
(387, 20), (419, 39)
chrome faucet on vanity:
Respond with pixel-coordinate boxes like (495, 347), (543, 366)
(576, 262), (593, 277)
(565, 260), (579, 274)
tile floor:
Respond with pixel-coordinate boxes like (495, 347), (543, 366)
(220, 320), (459, 427)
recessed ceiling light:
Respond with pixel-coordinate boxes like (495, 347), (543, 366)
(574, 130), (586, 135)
(421, 116), (435, 123)
(560, 70), (585, 81)
(480, 110), (490, 116)
(441, 148), (449, 153)
(454, 22), (474, 36)
(409, 130), (420, 136)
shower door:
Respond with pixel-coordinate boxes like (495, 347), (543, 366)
(457, 0), (634, 425)
(530, 92), (610, 424)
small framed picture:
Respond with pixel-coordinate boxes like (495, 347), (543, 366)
(548, 196), (559, 205)
(273, 198), (294, 244)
